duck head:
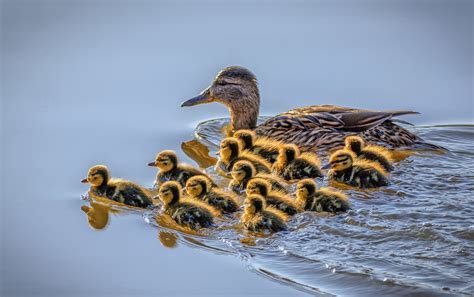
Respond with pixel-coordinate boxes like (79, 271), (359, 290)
(328, 150), (354, 172)
(148, 150), (178, 172)
(81, 165), (109, 190)
(185, 175), (210, 197)
(182, 66), (260, 132)
(246, 178), (270, 197)
(244, 194), (266, 215)
(157, 181), (181, 207)
(231, 160), (256, 183)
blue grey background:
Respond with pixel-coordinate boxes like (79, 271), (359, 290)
(1, 0), (472, 296)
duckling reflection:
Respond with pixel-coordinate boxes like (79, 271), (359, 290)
(159, 231), (178, 248)
(327, 150), (389, 188)
(148, 150), (214, 188)
(273, 144), (323, 182)
(229, 160), (288, 194)
(345, 136), (394, 172)
(216, 137), (271, 176)
(241, 194), (288, 232)
(81, 165), (153, 208)
(181, 139), (217, 169)
(81, 201), (110, 230)
(296, 179), (350, 213)
(234, 129), (282, 163)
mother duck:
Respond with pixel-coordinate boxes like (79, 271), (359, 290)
(181, 66), (440, 152)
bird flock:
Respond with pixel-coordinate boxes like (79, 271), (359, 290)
(81, 130), (394, 233)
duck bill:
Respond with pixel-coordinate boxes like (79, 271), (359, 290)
(81, 178), (89, 183)
(147, 162), (157, 167)
(181, 87), (212, 107)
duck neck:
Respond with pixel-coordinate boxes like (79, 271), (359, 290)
(228, 93), (260, 132)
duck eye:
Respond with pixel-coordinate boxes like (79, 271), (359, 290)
(217, 80), (227, 86)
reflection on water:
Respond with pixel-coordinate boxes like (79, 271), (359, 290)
(79, 120), (474, 296)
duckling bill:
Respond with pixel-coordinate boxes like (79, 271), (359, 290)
(81, 165), (153, 208)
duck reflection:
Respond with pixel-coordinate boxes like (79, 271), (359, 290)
(181, 139), (217, 169)
(158, 231), (178, 248)
(81, 201), (111, 230)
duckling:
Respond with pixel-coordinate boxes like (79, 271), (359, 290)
(81, 165), (153, 208)
(296, 179), (350, 213)
(229, 160), (288, 194)
(185, 176), (240, 213)
(272, 144), (323, 181)
(234, 129), (282, 163)
(327, 150), (389, 188)
(216, 137), (271, 175)
(157, 181), (219, 230)
(241, 194), (288, 232)
(148, 150), (214, 188)
(246, 178), (299, 216)
(345, 136), (394, 172)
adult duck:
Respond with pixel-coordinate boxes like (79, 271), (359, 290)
(181, 66), (441, 152)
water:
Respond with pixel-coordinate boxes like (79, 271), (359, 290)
(2, 1), (473, 296)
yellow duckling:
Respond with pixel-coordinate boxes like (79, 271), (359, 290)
(157, 181), (219, 230)
(81, 165), (153, 208)
(296, 179), (350, 213)
(345, 136), (394, 172)
(148, 150), (214, 188)
(327, 150), (389, 188)
(241, 194), (288, 232)
(229, 160), (288, 194)
(246, 178), (300, 216)
(272, 144), (323, 181)
(185, 176), (240, 213)
(216, 137), (271, 175)
(233, 129), (283, 163)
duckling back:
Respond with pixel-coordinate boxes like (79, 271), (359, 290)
(359, 145), (394, 172)
(265, 190), (299, 216)
(332, 160), (389, 188)
(106, 179), (153, 208)
(157, 164), (210, 188)
(311, 188), (350, 213)
(242, 206), (288, 232)
(166, 197), (219, 229)
(275, 152), (323, 181)
(202, 188), (240, 213)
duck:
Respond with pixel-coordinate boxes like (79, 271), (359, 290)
(148, 150), (214, 188)
(326, 150), (389, 188)
(241, 194), (288, 232)
(345, 135), (394, 172)
(272, 144), (323, 181)
(216, 137), (271, 175)
(228, 160), (288, 194)
(181, 66), (442, 152)
(295, 179), (350, 213)
(81, 165), (153, 208)
(156, 181), (219, 229)
(185, 175), (240, 213)
(246, 178), (299, 216)
(233, 129), (282, 163)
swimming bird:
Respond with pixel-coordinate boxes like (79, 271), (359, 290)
(273, 144), (323, 181)
(148, 150), (214, 188)
(296, 179), (350, 213)
(229, 160), (289, 194)
(216, 137), (271, 175)
(327, 150), (389, 188)
(233, 129), (282, 163)
(181, 66), (441, 152)
(81, 165), (153, 208)
(157, 181), (219, 229)
(345, 135), (394, 172)
(185, 176), (240, 213)
(241, 194), (288, 232)
(246, 178), (299, 216)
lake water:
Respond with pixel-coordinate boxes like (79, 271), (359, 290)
(2, 1), (473, 296)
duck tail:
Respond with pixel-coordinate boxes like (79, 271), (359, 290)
(411, 141), (448, 153)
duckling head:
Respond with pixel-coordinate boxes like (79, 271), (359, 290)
(231, 160), (256, 182)
(277, 144), (299, 165)
(345, 136), (365, 154)
(246, 178), (270, 197)
(181, 66), (260, 131)
(244, 194), (266, 215)
(296, 179), (317, 201)
(329, 150), (354, 172)
(81, 165), (109, 188)
(219, 137), (241, 162)
(185, 175), (211, 197)
(234, 129), (256, 150)
(158, 181), (181, 207)
(148, 150), (178, 172)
